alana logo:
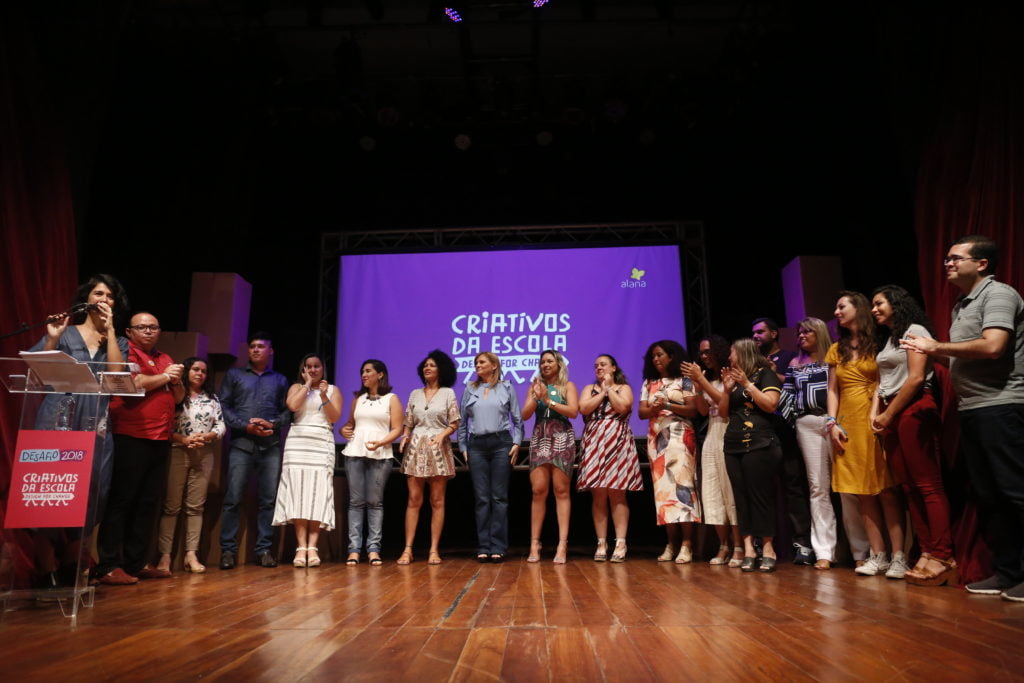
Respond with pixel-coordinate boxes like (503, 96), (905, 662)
(621, 267), (647, 288)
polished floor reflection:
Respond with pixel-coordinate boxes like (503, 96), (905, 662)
(2, 549), (1022, 681)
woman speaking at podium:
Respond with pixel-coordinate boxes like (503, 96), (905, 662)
(30, 273), (130, 582)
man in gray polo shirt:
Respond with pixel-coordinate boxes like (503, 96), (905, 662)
(902, 235), (1024, 601)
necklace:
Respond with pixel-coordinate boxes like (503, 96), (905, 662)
(422, 386), (440, 410)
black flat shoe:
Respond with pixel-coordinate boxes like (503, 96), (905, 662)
(219, 551), (236, 570)
(759, 557), (777, 573)
(490, 554), (505, 564)
(740, 557), (760, 573)
(477, 554), (490, 563)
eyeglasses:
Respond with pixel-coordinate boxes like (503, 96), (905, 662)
(943, 255), (979, 265)
(698, 349), (713, 356)
(130, 325), (161, 332)
(796, 329), (814, 336)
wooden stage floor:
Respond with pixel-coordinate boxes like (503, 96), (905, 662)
(3, 548), (1023, 681)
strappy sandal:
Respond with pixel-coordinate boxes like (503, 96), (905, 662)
(346, 553), (360, 566)
(727, 547), (745, 568)
(293, 547), (308, 568)
(593, 539), (608, 562)
(306, 548), (321, 568)
(709, 545), (731, 565)
(527, 539), (542, 563)
(657, 544), (679, 562)
(428, 551), (442, 565)
(553, 540), (568, 565)
(368, 552), (383, 566)
(904, 552), (932, 580)
(397, 546), (414, 565)
(905, 556), (958, 587)
(610, 538), (627, 563)
(675, 545), (693, 564)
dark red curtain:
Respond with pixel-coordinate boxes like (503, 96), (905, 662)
(912, 9), (1022, 585)
(914, 18), (1023, 333)
(1, 7), (80, 582)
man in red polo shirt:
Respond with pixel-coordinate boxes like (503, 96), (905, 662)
(95, 312), (184, 585)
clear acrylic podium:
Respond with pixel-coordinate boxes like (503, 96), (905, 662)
(0, 353), (142, 621)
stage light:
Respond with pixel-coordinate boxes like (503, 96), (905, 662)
(454, 133), (472, 150)
(444, 7), (463, 22)
(533, 0), (551, 7)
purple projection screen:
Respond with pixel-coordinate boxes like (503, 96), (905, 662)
(335, 245), (687, 436)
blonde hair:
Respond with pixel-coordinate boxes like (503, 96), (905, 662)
(797, 317), (833, 360)
(731, 338), (771, 378)
(537, 349), (569, 398)
(470, 352), (502, 388)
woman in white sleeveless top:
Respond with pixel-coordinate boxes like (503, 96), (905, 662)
(340, 359), (403, 566)
(273, 354), (342, 568)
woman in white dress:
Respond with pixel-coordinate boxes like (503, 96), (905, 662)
(273, 354), (342, 568)
(683, 335), (742, 567)
(397, 350), (460, 565)
(341, 359), (403, 566)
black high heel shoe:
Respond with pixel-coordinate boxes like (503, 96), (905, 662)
(740, 556), (760, 572)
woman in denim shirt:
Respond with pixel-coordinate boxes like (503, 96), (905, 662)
(458, 352), (523, 562)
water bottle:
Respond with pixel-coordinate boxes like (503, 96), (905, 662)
(55, 394), (76, 431)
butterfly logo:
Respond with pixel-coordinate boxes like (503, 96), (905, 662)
(630, 267), (646, 281)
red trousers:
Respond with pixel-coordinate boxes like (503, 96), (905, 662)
(882, 390), (953, 560)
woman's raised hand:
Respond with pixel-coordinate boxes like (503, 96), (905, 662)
(680, 361), (702, 380)
(93, 301), (114, 335)
(531, 378), (545, 401)
(45, 312), (71, 340)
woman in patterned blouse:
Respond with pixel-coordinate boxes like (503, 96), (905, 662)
(784, 318), (839, 570)
(155, 357), (225, 574)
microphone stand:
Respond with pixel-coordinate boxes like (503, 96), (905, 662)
(0, 304), (90, 342)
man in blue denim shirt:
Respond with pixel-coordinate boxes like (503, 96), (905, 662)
(218, 331), (291, 569)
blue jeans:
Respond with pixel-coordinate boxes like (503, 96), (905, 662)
(220, 437), (282, 554)
(347, 457), (390, 554)
(468, 433), (513, 555)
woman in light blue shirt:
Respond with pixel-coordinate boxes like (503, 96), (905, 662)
(458, 352), (523, 562)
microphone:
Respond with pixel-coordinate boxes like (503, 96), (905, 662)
(46, 302), (99, 323)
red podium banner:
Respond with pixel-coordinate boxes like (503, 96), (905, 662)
(4, 430), (95, 528)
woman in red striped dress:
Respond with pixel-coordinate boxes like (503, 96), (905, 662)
(576, 354), (642, 562)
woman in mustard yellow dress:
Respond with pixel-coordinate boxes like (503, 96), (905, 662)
(826, 291), (906, 577)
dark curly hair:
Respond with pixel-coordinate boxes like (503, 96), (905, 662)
(71, 273), (130, 329)
(698, 334), (731, 381)
(871, 285), (933, 348)
(642, 339), (689, 381)
(836, 291), (877, 363)
(417, 349), (457, 388)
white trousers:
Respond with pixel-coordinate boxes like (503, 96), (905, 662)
(795, 415), (838, 561)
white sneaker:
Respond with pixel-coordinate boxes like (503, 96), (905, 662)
(885, 551), (909, 579)
(854, 551), (891, 576)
